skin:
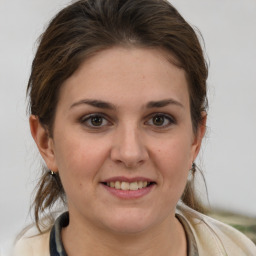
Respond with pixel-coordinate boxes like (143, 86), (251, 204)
(30, 47), (206, 256)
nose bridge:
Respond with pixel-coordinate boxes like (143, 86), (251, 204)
(111, 121), (148, 167)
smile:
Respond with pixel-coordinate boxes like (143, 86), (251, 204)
(101, 177), (156, 199)
(104, 181), (153, 191)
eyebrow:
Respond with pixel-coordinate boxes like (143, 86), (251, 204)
(146, 99), (184, 109)
(70, 99), (116, 110)
(70, 98), (184, 110)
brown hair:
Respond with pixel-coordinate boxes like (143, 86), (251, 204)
(27, 0), (208, 231)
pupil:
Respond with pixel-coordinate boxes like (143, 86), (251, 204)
(91, 116), (102, 126)
(153, 116), (164, 126)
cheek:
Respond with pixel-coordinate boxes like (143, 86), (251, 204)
(152, 136), (192, 193)
(154, 136), (192, 171)
(53, 136), (109, 185)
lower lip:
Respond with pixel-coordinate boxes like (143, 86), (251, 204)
(101, 183), (155, 199)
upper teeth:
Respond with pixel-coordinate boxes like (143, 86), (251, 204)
(107, 181), (149, 190)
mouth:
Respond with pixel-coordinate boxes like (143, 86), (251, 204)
(101, 181), (156, 191)
(100, 177), (156, 199)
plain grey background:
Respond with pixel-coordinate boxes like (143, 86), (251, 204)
(1, 0), (256, 252)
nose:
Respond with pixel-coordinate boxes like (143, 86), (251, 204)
(110, 125), (149, 168)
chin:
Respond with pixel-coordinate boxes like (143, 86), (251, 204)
(108, 221), (150, 234)
(101, 209), (159, 235)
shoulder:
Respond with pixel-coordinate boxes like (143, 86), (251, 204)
(177, 203), (256, 256)
(11, 226), (50, 256)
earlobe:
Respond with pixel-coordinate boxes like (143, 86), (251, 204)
(29, 115), (58, 172)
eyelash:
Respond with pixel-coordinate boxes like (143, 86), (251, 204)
(145, 113), (176, 128)
(80, 113), (111, 129)
(80, 113), (176, 129)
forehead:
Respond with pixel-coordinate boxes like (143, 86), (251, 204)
(59, 46), (189, 110)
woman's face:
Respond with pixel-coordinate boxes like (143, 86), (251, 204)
(38, 47), (205, 234)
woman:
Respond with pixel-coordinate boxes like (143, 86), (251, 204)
(13, 0), (256, 255)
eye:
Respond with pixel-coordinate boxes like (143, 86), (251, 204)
(80, 114), (110, 128)
(146, 113), (175, 128)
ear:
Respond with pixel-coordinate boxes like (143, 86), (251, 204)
(29, 115), (58, 172)
(191, 112), (207, 162)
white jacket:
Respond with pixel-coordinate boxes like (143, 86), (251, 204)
(12, 204), (256, 256)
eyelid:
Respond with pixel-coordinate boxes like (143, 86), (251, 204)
(79, 112), (176, 130)
(80, 113), (112, 128)
(145, 112), (176, 128)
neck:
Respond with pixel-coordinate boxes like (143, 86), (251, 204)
(62, 212), (187, 256)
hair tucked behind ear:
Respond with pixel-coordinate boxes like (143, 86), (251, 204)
(28, 0), (209, 231)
